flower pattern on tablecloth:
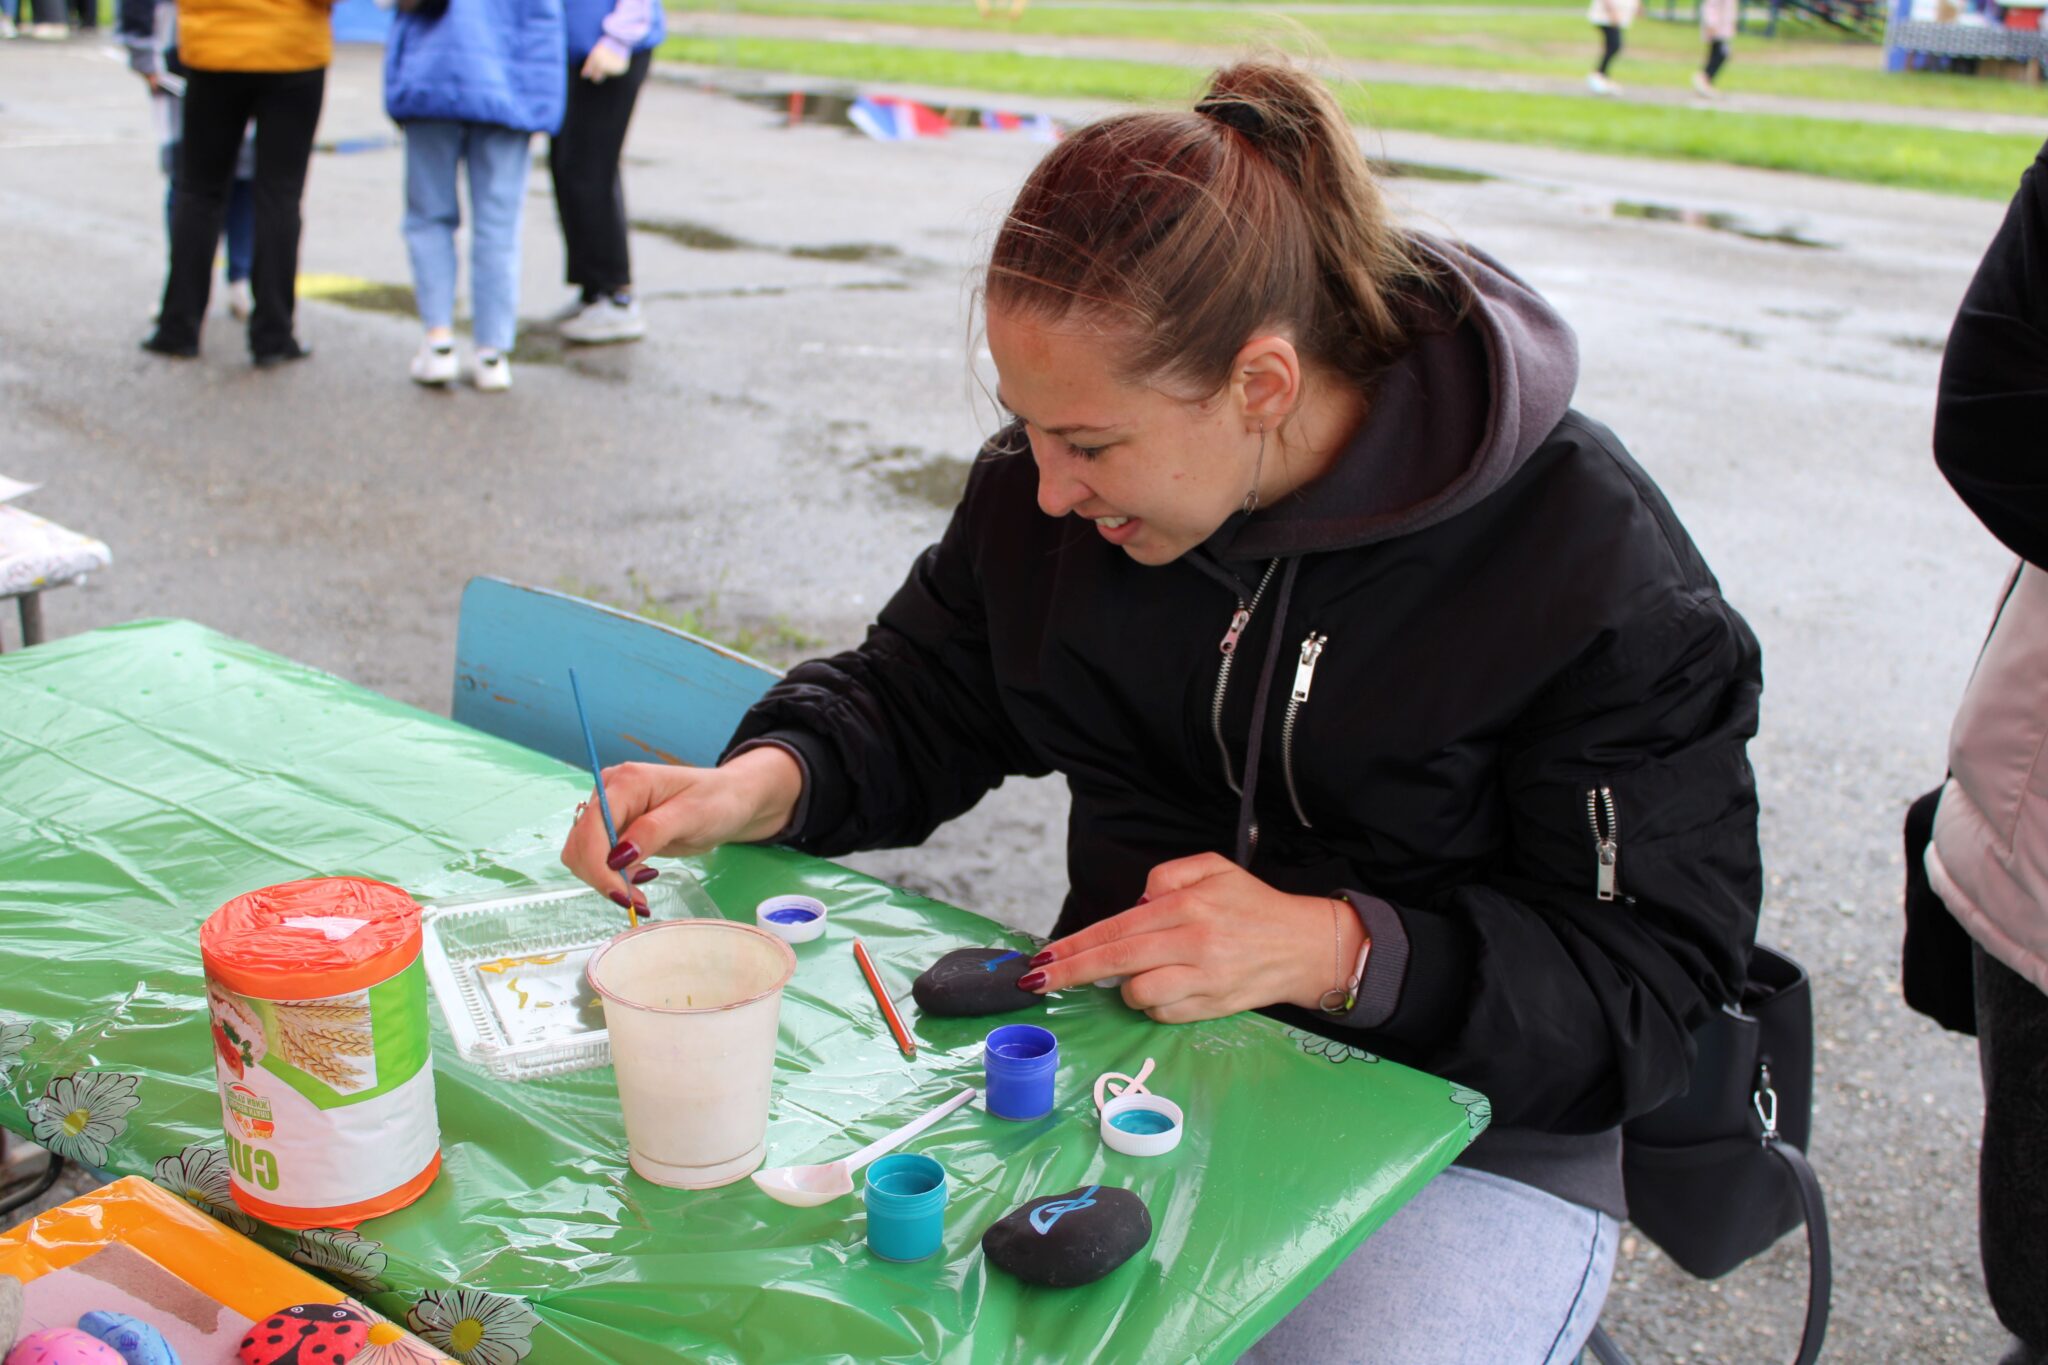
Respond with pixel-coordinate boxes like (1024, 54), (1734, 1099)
(344, 1299), (457, 1364)
(151, 1141), (257, 1233)
(406, 1289), (539, 1365)
(0, 1016), (32, 1089)
(29, 1071), (141, 1167)
(1450, 1083), (1493, 1136)
(293, 1228), (390, 1292)
(1288, 1028), (1380, 1066)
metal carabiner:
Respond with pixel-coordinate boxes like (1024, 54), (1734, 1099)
(1753, 1061), (1780, 1143)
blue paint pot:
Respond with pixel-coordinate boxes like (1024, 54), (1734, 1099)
(863, 1152), (948, 1262)
(1110, 1108), (1176, 1135)
(755, 895), (827, 945)
(984, 1023), (1058, 1121)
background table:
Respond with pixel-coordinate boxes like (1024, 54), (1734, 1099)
(0, 620), (1483, 1364)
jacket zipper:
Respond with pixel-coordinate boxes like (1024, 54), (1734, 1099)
(1211, 558), (1282, 796)
(1587, 786), (1619, 901)
(1281, 632), (1327, 828)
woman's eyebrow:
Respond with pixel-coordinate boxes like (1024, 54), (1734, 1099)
(995, 390), (1114, 437)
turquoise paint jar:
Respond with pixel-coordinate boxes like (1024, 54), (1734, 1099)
(863, 1153), (949, 1262)
(984, 1023), (1058, 1121)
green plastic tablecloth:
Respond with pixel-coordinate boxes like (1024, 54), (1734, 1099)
(0, 620), (1484, 1364)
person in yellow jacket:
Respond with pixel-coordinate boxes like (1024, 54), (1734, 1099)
(141, 0), (332, 365)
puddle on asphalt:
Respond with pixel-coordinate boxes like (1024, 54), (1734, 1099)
(314, 134), (400, 156)
(298, 275), (416, 316)
(1373, 159), (1494, 184)
(792, 242), (903, 264)
(631, 218), (749, 251)
(1613, 201), (1836, 250)
(631, 217), (910, 270)
(858, 444), (973, 510)
(1890, 334), (1946, 353)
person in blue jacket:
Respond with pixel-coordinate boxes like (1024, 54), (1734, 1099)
(548, 0), (663, 345)
(384, 0), (565, 391)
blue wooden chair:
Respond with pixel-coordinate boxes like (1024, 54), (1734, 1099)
(451, 577), (780, 771)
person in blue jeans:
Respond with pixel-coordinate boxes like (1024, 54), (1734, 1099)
(384, 0), (565, 392)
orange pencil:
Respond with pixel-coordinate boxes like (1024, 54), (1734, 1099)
(852, 938), (917, 1059)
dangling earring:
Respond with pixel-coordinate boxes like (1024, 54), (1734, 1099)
(1241, 427), (1267, 515)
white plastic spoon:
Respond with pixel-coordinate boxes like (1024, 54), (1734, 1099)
(752, 1086), (978, 1207)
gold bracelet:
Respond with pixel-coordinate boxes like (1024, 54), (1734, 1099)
(1319, 895), (1372, 1016)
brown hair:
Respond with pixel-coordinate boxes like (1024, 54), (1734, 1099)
(986, 60), (1438, 400)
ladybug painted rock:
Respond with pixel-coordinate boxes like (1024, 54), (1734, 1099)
(5, 1328), (126, 1365)
(238, 1304), (372, 1365)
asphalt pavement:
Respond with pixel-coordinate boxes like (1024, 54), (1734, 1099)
(0, 33), (2030, 1362)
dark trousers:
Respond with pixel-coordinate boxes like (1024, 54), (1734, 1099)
(1978, 942), (2048, 1353)
(550, 48), (649, 296)
(1704, 38), (1730, 80)
(154, 65), (324, 355)
(1596, 24), (1623, 74)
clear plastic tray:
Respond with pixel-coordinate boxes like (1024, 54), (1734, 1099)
(420, 871), (720, 1081)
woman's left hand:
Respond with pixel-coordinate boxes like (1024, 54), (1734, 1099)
(1019, 853), (1358, 1023)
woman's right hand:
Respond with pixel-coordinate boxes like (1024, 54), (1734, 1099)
(559, 746), (803, 910)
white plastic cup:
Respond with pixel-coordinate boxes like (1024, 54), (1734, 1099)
(586, 919), (796, 1188)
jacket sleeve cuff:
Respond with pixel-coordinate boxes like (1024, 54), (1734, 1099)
(723, 729), (846, 846)
(1336, 892), (1409, 1029)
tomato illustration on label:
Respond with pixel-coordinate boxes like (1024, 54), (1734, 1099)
(212, 1019), (246, 1079)
(238, 1303), (372, 1365)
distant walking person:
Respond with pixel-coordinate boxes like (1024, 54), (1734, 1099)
(385, 0), (565, 391)
(140, 0), (330, 365)
(549, 0), (663, 344)
(1586, 0), (1638, 96)
(1694, 0), (1737, 98)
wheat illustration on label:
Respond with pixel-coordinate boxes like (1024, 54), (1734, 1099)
(274, 993), (375, 1090)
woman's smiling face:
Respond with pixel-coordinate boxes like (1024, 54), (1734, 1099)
(986, 306), (1257, 567)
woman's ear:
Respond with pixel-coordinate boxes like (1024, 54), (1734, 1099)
(1232, 334), (1302, 429)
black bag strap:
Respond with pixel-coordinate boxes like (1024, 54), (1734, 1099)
(1584, 1135), (1830, 1365)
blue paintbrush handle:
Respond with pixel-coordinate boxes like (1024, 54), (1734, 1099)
(567, 668), (620, 849)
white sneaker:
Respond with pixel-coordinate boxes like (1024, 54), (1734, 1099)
(1691, 71), (1717, 99)
(558, 296), (645, 345)
(225, 279), (253, 321)
(1586, 72), (1617, 96)
(473, 349), (512, 392)
(28, 21), (67, 37)
(0, 17), (17, 37)
(410, 341), (458, 386)
(548, 293), (596, 325)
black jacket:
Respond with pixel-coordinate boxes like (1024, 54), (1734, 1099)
(731, 238), (1762, 1176)
(1937, 138), (2048, 568)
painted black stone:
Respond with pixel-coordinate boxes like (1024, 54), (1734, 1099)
(911, 947), (1042, 1017)
(981, 1185), (1152, 1288)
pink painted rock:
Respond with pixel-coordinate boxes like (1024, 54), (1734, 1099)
(5, 1328), (127, 1365)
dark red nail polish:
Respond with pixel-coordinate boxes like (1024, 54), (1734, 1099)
(630, 867), (659, 885)
(608, 891), (632, 910)
(605, 841), (640, 871)
(1018, 970), (1048, 993)
(630, 892), (649, 912)
(634, 903), (651, 919)
(1136, 893), (1150, 905)
(1028, 951), (1055, 968)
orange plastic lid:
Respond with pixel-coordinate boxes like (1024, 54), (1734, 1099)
(201, 877), (423, 1000)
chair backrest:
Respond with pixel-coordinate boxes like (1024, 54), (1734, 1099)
(452, 577), (780, 772)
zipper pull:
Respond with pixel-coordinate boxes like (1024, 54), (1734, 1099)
(1220, 606), (1252, 657)
(1291, 633), (1327, 703)
(1586, 786), (1619, 902)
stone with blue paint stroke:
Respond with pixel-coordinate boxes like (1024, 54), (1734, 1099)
(980, 1185), (1152, 1287)
(911, 948), (1043, 1017)
(76, 1314), (178, 1365)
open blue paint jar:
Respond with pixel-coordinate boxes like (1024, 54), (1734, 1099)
(984, 1023), (1058, 1121)
(863, 1152), (949, 1262)
(755, 895), (827, 945)
(1099, 1092), (1184, 1157)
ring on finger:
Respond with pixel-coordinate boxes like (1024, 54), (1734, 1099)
(575, 801), (589, 818)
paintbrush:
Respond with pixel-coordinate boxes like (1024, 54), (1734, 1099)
(568, 668), (636, 929)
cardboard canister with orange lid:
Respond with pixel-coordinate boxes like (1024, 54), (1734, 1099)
(200, 877), (441, 1229)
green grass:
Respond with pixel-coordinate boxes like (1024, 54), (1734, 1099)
(558, 572), (825, 666)
(663, 34), (2041, 197)
(677, 0), (2048, 115)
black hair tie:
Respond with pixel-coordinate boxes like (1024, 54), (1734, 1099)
(1194, 98), (1265, 140)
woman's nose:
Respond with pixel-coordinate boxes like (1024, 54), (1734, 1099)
(1032, 437), (1090, 518)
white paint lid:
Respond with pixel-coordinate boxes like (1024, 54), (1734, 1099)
(756, 895), (828, 944)
(1100, 1092), (1184, 1157)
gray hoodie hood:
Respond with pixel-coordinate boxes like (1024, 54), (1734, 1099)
(1209, 234), (1580, 562)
